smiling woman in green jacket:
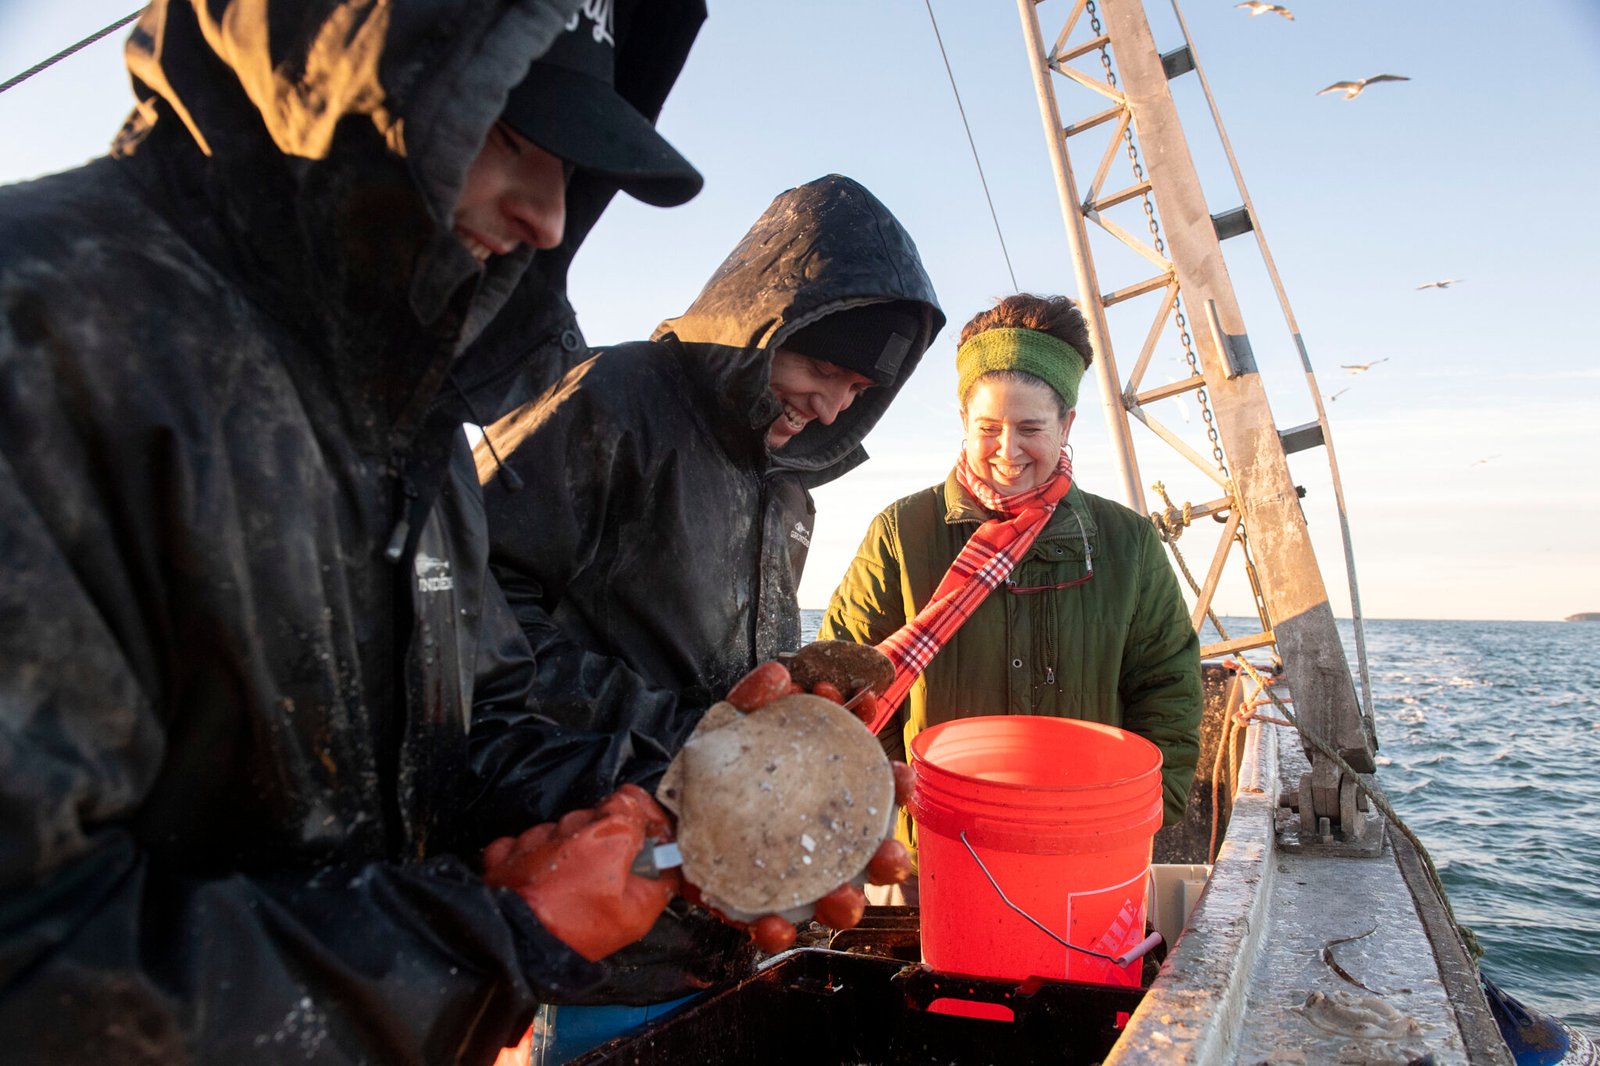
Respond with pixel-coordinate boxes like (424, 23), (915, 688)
(818, 294), (1202, 894)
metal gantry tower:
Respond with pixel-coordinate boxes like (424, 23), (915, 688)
(1014, 0), (1376, 840)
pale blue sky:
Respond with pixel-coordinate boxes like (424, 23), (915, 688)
(5, 1), (1597, 620)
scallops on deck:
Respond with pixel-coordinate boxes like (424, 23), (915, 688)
(656, 693), (896, 923)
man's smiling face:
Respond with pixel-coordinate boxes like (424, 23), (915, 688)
(765, 349), (876, 450)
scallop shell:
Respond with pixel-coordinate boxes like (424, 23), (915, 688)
(657, 694), (894, 921)
(782, 640), (894, 698)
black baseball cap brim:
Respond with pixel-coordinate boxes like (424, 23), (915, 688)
(501, 64), (703, 208)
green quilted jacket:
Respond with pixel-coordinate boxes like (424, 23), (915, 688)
(819, 467), (1203, 860)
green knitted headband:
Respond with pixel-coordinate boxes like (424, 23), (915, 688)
(956, 327), (1087, 411)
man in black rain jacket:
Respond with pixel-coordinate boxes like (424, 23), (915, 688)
(477, 174), (944, 792)
(0, 0), (709, 1061)
(472, 178), (941, 1027)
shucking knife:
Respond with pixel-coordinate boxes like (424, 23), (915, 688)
(630, 838), (683, 879)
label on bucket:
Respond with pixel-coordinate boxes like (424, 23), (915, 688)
(1074, 895), (1145, 986)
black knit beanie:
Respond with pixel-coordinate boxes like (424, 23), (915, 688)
(783, 302), (923, 386)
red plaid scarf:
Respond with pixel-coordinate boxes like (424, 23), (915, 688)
(868, 450), (1073, 733)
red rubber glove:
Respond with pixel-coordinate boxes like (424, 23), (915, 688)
(482, 784), (680, 962)
(719, 658), (914, 954)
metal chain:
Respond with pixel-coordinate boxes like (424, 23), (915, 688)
(1086, 0), (1226, 479)
(1086, 0), (1264, 641)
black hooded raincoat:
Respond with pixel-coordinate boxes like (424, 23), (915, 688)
(478, 175), (944, 747)
(0, 0), (703, 1061)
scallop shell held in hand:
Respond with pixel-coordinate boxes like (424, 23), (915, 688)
(657, 694), (895, 920)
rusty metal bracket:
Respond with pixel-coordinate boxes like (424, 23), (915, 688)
(1276, 765), (1383, 857)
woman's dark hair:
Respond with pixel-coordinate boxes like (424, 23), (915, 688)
(957, 293), (1094, 368)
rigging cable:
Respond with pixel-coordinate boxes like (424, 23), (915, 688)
(922, 0), (1019, 291)
(0, 10), (143, 96)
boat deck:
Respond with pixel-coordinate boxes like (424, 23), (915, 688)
(1110, 720), (1509, 1065)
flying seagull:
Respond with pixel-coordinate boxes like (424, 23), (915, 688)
(1327, 386), (1351, 402)
(1236, 2), (1294, 19)
(1317, 74), (1410, 100)
(1417, 278), (1463, 290)
(1469, 455), (1501, 468)
(1340, 358), (1389, 374)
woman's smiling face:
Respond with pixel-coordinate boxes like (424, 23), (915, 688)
(960, 375), (1073, 496)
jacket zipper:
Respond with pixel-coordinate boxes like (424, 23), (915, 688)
(379, 469), (421, 857)
(1028, 508), (1092, 696)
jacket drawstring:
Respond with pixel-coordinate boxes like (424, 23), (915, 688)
(386, 371), (523, 565)
(384, 476), (421, 563)
(449, 370), (524, 493)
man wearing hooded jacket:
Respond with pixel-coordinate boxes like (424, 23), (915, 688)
(0, 0), (710, 1062)
(477, 174), (943, 819)
(472, 178), (941, 1048)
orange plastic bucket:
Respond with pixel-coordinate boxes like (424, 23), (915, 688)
(909, 715), (1164, 987)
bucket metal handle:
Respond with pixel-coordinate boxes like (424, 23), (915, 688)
(958, 830), (1163, 970)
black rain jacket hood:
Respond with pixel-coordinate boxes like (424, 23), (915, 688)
(652, 173), (945, 482)
(114, 0), (698, 443)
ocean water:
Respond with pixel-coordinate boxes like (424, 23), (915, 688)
(799, 610), (1600, 1031)
(1329, 617), (1600, 1032)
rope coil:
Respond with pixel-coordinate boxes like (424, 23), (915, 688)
(1148, 481), (1192, 543)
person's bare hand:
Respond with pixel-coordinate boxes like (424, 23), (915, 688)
(713, 659), (914, 953)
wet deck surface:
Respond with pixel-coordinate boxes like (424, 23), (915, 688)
(1109, 722), (1511, 1066)
(1234, 785), (1467, 1061)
